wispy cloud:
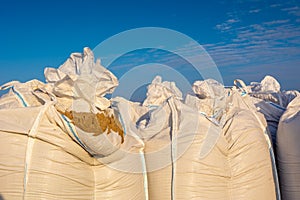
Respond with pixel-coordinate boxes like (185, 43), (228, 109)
(263, 19), (290, 25)
(215, 18), (240, 32)
(227, 19), (240, 23)
(215, 24), (231, 31)
(249, 9), (261, 13)
(281, 6), (299, 12)
(191, 1), (300, 88)
(207, 16), (300, 69)
(207, 0), (300, 73)
(270, 4), (282, 8)
(281, 6), (300, 16)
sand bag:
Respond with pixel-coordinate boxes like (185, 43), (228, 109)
(241, 76), (298, 145)
(225, 91), (277, 200)
(0, 48), (147, 200)
(277, 95), (300, 200)
(184, 79), (277, 200)
(142, 77), (182, 200)
(0, 100), (147, 200)
(43, 47), (122, 159)
(170, 97), (228, 200)
(49, 48), (147, 199)
(0, 101), (96, 200)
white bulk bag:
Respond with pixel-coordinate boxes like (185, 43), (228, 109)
(0, 48), (148, 200)
(277, 95), (300, 200)
(186, 79), (277, 200)
(241, 76), (298, 145)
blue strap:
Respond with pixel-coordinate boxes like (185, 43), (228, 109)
(60, 114), (88, 150)
(268, 101), (286, 111)
(12, 87), (28, 107)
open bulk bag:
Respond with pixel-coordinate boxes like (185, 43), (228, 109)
(0, 48), (148, 200)
(0, 73), (91, 199)
(0, 97), (147, 200)
(236, 76), (298, 146)
(277, 95), (300, 200)
(185, 79), (277, 200)
(141, 76), (226, 199)
(233, 77), (298, 199)
(169, 98), (228, 200)
(0, 99), (96, 199)
(225, 92), (277, 200)
(45, 47), (147, 200)
(113, 76), (182, 200)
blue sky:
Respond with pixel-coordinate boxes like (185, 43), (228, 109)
(1, 0), (300, 97)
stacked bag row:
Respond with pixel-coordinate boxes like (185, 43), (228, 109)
(0, 48), (298, 199)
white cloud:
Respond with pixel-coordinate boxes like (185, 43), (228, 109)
(215, 18), (240, 32)
(289, 10), (300, 16)
(281, 6), (299, 12)
(208, 1), (300, 89)
(281, 6), (300, 16)
(270, 4), (282, 8)
(215, 24), (232, 31)
(227, 19), (240, 23)
(264, 19), (290, 25)
(208, 16), (300, 68)
(249, 9), (261, 13)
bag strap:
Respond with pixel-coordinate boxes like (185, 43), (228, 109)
(31, 88), (57, 104)
(167, 97), (178, 200)
(0, 81), (21, 90)
(233, 79), (249, 95)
